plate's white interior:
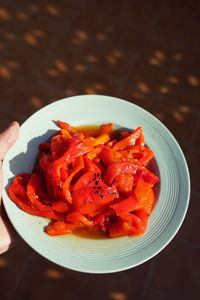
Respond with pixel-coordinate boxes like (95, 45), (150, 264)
(2, 95), (190, 273)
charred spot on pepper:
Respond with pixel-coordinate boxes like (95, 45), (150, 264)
(45, 203), (53, 207)
(92, 186), (102, 190)
(39, 198), (53, 207)
(112, 178), (117, 185)
(99, 159), (107, 168)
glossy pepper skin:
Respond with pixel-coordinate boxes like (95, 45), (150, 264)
(8, 174), (63, 219)
(8, 122), (159, 238)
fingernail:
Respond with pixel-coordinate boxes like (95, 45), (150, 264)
(8, 121), (15, 128)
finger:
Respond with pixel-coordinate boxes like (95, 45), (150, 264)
(0, 211), (13, 254)
(0, 122), (20, 253)
(0, 122), (20, 203)
(0, 161), (2, 203)
(0, 121), (20, 161)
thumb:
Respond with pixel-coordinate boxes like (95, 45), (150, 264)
(0, 121), (20, 161)
(0, 121), (20, 203)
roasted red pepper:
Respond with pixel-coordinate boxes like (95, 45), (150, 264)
(104, 162), (138, 185)
(113, 127), (144, 151)
(99, 146), (113, 167)
(115, 173), (134, 195)
(109, 209), (147, 238)
(72, 171), (118, 217)
(45, 221), (74, 235)
(8, 121), (159, 238)
(100, 123), (114, 134)
(134, 178), (155, 215)
(26, 173), (54, 211)
(8, 174), (62, 219)
(61, 156), (84, 204)
(48, 137), (94, 199)
(111, 193), (138, 216)
(57, 120), (76, 134)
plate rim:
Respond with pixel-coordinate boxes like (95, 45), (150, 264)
(2, 94), (190, 273)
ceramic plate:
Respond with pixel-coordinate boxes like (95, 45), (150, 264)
(2, 95), (190, 273)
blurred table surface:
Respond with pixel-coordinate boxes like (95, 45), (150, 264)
(0, 1), (199, 300)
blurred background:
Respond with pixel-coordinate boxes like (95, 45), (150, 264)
(0, 0), (199, 299)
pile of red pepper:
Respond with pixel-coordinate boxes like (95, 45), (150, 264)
(8, 121), (159, 238)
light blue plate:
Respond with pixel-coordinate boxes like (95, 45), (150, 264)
(2, 95), (190, 273)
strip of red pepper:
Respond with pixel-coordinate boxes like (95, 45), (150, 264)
(112, 127), (144, 151)
(104, 162), (159, 186)
(26, 173), (54, 211)
(111, 193), (138, 216)
(8, 174), (63, 219)
(137, 148), (154, 166)
(72, 171), (118, 217)
(57, 120), (76, 134)
(47, 137), (94, 199)
(61, 156), (84, 204)
(104, 162), (138, 185)
(109, 210), (147, 237)
(27, 172), (71, 213)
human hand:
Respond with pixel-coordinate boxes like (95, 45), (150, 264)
(0, 121), (20, 254)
